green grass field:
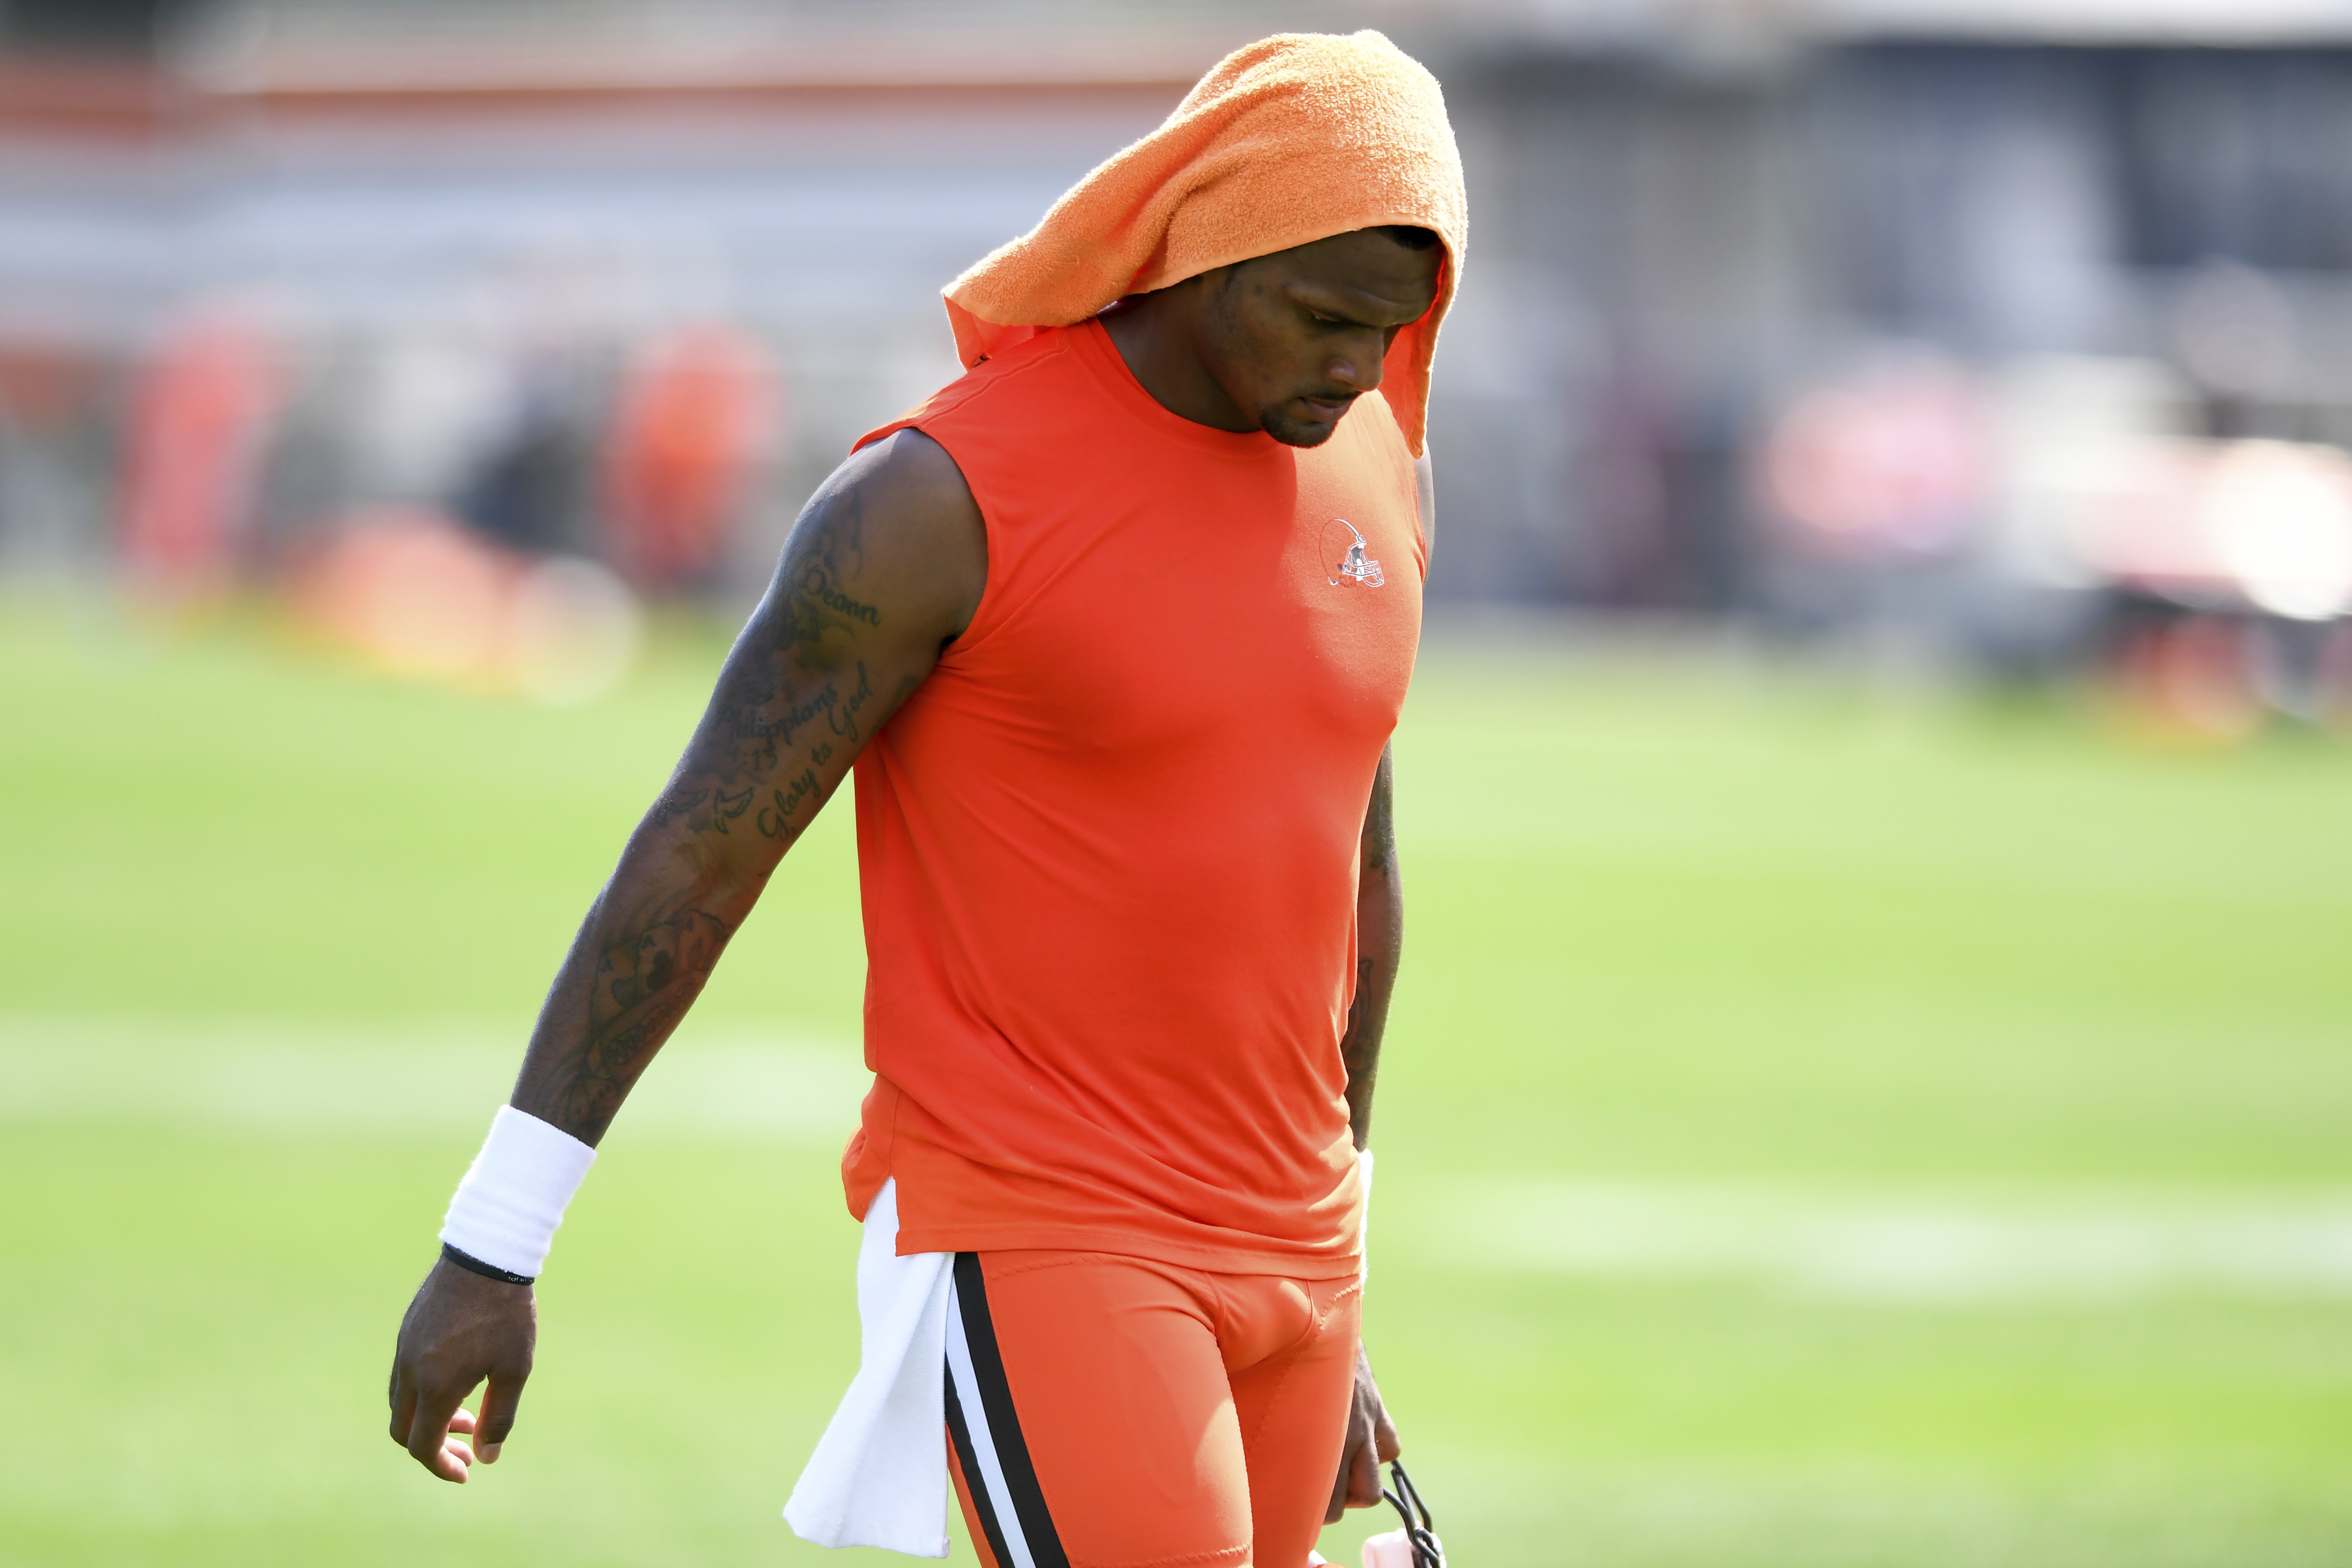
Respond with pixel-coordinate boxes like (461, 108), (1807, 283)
(6, 598), (2352, 1568)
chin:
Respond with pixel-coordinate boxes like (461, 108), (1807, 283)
(1258, 411), (1343, 449)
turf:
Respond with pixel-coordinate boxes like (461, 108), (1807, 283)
(4, 599), (2351, 1567)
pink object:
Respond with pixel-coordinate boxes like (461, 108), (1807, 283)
(1362, 1529), (1422, 1568)
(1763, 366), (1986, 559)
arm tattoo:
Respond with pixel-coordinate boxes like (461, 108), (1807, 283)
(514, 486), (896, 1137)
(639, 487), (890, 855)
(521, 885), (736, 1138)
(650, 786), (708, 827)
(711, 785), (754, 832)
(709, 495), (881, 781)
(510, 443), (970, 1145)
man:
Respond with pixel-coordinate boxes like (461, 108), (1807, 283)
(389, 30), (1464, 1568)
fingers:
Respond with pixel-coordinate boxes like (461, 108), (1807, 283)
(405, 1382), (476, 1483)
(404, 1397), (487, 1481)
(1325, 1400), (1372, 1525)
(475, 1368), (529, 1464)
(1324, 1436), (1354, 1524)
(1356, 1342), (1404, 1464)
(387, 1363), (418, 1448)
(1374, 1402), (1402, 1465)
(1345, 1429), (1385, 1509)
(1328, 1342), (1403, 1522)
(390, 1348), (475, 1481)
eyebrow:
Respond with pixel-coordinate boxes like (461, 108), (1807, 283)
(1291, 285), (1425, 329)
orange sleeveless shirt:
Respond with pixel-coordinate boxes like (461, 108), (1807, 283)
(842, 320), (1424, 1276)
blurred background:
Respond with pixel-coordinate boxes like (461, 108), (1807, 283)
(10, 0), (2352, 723)
(4, 2), (2351, 1566)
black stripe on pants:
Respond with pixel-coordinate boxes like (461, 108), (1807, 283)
(946, 1251), (1070, 1568)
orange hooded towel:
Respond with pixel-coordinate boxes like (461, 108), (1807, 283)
(942, 30), (1467, 457)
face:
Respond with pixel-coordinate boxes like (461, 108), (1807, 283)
(1192, 228), (1444, 448)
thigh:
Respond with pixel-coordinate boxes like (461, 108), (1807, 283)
(946, 1251), (1250, 1568)
(1229, 1275), (1363, 1568)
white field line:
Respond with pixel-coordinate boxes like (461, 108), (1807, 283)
(1421, 1177), (2352, 1303)
(0, 1017), (870, 1141)
(18, 1020), (2351, 1302)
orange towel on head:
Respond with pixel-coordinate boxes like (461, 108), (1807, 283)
(943, 30), (1467, 456)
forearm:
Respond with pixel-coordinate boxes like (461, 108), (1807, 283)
(1341, 747), (1401, 1150)
(503, 604), (882, 1144)
(507, 815), (770, 1145)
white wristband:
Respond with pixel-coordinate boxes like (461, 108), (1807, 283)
(439, 1106), (597, 1279)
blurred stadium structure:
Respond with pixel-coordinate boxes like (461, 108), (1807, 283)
(5, 0), (2352, 724)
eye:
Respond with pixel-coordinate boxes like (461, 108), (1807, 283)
(1307, 309), (1343, 326)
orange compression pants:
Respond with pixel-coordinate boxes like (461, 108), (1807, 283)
(941, 1250), (1364, 1568)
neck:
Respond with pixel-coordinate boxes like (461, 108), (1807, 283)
(1098, 285), (1257, 434)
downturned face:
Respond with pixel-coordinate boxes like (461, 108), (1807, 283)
(1195, 229), (1445, 448)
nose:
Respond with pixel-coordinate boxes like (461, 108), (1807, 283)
(1325, 329), (1387, 393)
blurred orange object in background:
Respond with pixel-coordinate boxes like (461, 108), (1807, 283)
(291, 507), (511, 681)
(117, 309), (282, 594)
(289, 506), (643, 703)
(601, 322), (780, 588)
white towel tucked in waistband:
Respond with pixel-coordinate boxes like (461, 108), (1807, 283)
(784, 1180), (955, 1557)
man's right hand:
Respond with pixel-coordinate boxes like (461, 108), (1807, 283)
(387, 1257), (537, 1482)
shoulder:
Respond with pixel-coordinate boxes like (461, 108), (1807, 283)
(843, 425), (975, 508)
(829, 427), (983, 556)
(804, 426), (988, 639)
(852, 329), (1079, 455)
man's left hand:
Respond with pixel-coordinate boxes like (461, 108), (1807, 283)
(1326, 1342), (1403, 1523)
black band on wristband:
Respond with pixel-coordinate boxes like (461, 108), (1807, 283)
(441, 1242), (535, 1287)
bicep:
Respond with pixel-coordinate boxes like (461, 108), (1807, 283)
(657, 429), (985, 857)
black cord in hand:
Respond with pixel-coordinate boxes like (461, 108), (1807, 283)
(1379, 1460), (1445, 1568)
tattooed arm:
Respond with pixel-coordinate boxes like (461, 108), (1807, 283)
(506, 429), (982, 1143)
(389, 428), (985, 1482)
